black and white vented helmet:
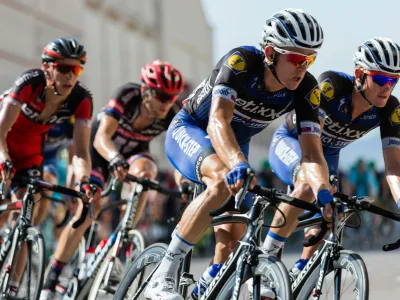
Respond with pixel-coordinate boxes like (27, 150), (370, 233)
(261, 8), (324, 50)
(354, 37), (400, 75)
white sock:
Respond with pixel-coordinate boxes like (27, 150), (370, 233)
(262, 231), (287, 256)
(154, 233), (194, 279)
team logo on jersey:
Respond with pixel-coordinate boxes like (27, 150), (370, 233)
(224, 51), (247, 75)
(319, 79), (334, 100)
(305, 87), (320, 109)
(390, 107), (400, 125)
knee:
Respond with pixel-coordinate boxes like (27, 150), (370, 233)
(129, 158), (158, 180)
(204, 177), (229, 201)
(293, 181), (314, 200)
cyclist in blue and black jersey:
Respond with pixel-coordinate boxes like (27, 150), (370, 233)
(145, 8), (334, 300)
(267, 37), (400, 281)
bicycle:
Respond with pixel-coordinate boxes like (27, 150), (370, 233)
(114, 172), (324, 300)
(0, 174), (87, 300)
(57, 174), (182, 300)
(287, 191), (400, 300)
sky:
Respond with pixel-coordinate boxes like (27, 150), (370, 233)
(200, 0), (400, 171)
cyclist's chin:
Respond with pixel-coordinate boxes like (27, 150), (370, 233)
(373, 95), (390, 108)
(283, 80), (302, 91)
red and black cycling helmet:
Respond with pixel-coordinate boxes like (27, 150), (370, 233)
(42, 38), (87, 65)
(140, 59), (184, 101)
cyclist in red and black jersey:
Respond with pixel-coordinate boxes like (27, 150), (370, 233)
(0, 37), (97, 297)
(90, 59), (185, 223)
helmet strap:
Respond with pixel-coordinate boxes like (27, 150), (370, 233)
(264, 52), (283, 85)
(355, 73), (373, 106)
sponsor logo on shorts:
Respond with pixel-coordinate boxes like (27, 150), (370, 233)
(275, 140), (300, 167)
(172, 127), (201, 158)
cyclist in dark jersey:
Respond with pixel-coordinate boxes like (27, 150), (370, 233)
(42, 60), (185, 299)
(267, 37), (400, 280)
(0, 38), (97, 297)
(146, 9), (332, 300)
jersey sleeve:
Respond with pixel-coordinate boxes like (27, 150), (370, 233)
(74, 91), (93, 120)
(212, 48), (257, 104)
(105, 84), (140, 121)
(6, 69), (45, 105)
(293, 72), (321, 136)
(380, 96), (400, 149)
(317, 71), (348, 122)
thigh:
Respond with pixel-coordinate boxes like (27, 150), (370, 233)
(269, 124), (302, 187)
(43, 155), (59, 180)
(11, 155), (43, 194)
(165, 111), (215, 184)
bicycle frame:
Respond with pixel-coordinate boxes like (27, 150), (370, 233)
(70, 182), (144, 297)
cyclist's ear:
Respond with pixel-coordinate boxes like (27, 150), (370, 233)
(263, 46), (275, 65)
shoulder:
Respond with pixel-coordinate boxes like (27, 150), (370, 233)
(381, 95), (400, 122)
(13, 69), (45, 88)
(112, 82), (141, 103)
(216, 46), (264, 73)
(73, 81), (93, 102)
(318, 71), (353, 101)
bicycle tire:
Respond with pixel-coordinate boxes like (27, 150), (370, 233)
(214, 254), (292, 300)
(88, 230), (146, 300)
(0, 227), (45, 300)
(114, 243), (168, 300)
(296, 250), (369, 300)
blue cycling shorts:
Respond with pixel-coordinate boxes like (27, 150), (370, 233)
(43, 155), (58, 179)
(269, 123), (339, 187)
(165, 110), (253, 206)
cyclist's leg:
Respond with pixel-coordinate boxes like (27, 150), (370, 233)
(126, 150), (158, 226)
(213, 142), (249, 263)
(41, 148), (104, 294)
(33, 157), (58, 226)
(145, 111), (232, 299)
(265, 124), (315, 254)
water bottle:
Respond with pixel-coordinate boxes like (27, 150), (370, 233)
(191, 263), (223, 299)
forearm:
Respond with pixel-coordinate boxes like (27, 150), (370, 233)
(0, 137), (9, 162)
(94, 135), (119, 162)
(72, 150), (91, 182)
(301, 153), (330, 197)
(386, 173), (400, 205)
(207, 118), (246, 169)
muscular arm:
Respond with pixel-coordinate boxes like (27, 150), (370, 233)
(72, 119), (92, 183)
(93, 116), (119, 162)
(383, 148), (400, 203)
(0, 100), (21, 162)
(207, 97), (246, 169)
(298, 119), (330, 197)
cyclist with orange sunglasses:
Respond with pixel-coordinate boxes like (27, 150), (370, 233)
(267, 37), (400, 282)
(0, 37), (97, 297)
(146, 8), (333, 300)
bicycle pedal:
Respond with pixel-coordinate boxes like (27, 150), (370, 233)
(179, 272), (195, 287)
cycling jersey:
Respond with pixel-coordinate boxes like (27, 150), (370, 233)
(284, 71), (400, 156)
(166, 46), (321, 185)
(89, 82), (180, 187)
(1, 69), (92, 185)
(270, 71), (400, 186)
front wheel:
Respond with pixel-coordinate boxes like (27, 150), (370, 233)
(0, 227), (45, 300)
(88, 230), (146, 299)
(296, 250), (369, 300)
(114, 243), (168, 300)
(215, 254), (293, 300)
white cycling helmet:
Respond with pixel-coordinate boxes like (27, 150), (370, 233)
(261, 8), (324, 50)
(354, 37), (400, 75)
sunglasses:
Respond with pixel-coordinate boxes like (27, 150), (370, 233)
(273, 47), (318, 68)
(148, 89), (178, 103)
(51, 63), (84, 76)
(363, 70), (399, 87)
